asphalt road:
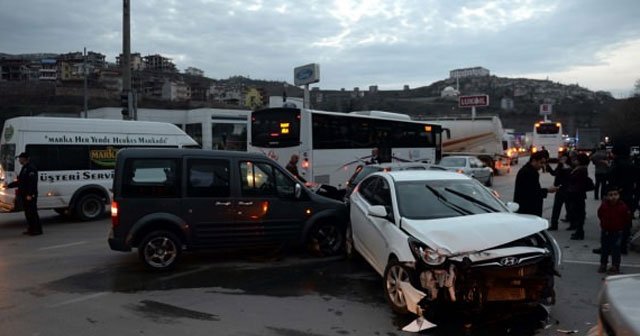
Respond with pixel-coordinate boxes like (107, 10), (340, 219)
(1, 160), (639, 336)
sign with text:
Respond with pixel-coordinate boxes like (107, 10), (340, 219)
(459, 95), (489, 108)
(294, 63), (320, 86)
(539, 103), (552, 115)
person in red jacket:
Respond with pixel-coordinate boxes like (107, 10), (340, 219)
(597, 185), (632, 274)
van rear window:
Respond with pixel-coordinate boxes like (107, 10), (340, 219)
(123, 159), (180, 198)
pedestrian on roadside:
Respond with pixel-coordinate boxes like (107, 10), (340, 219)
(567, 153), (593, 240)
(6, 152), (42, 236)
(606, 144), (638, 254)
(547, 153), (572, 230)
(591, 143), (610, 200)
(513, 151), (558, 216)
(286, 154), (306, 183)
(367, 147), (381, 165)
(597, 185), (631, 274)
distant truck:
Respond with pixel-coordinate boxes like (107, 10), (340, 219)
(575, 128), (601, 153)
(421, 116), (511, 175)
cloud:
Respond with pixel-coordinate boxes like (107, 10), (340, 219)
(0, 0), (639, 94)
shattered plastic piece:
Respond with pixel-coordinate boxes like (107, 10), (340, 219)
(402, 316), (437, 332)
(557, 329), (579, 334)
(399, 281), (426, 315)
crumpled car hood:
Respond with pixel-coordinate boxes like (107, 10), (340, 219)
(401, 212), (548, 255)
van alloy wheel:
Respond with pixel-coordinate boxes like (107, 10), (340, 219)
(307, 222), (345, 257)
(138, 231), (181, 270)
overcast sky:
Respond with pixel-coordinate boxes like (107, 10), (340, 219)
(1, 0), (639, 97)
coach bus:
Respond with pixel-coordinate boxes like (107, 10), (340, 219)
(248, 107), (443, 189)
(531, 120), (565, 160)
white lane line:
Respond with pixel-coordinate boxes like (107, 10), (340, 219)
(47, 292), (108, 308)
(563, 259), (640, 268)
(38, 241), (87, 251)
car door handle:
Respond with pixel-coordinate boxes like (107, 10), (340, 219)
(238, 201), (253, 206)
(215, 201), (231, 206)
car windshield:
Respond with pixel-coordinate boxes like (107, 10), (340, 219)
(438, 157), (466, 167)
(396, 179), (506, 220)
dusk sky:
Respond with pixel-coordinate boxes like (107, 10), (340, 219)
(1, 0), (639, 97)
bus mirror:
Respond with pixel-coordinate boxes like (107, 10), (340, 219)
(295, 183), (302, 199)
(444, 128), (451, 139)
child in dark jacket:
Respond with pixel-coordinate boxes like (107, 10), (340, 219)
(597, 186), (632, 274)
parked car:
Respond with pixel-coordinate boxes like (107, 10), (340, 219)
(348, 170), (561, 321)
(109, 148), (348, 270)
(344, 162), (446, 200)
(587, 273), (640, 336)
(438, 155), (494, 186)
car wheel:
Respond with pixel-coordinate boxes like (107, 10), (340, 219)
(307, 221), (345, 257)
(138, 230), (182, 271)
(383, 258), (411, 314)
(485, 174), (493, 187)
(75, 193), (105, 221)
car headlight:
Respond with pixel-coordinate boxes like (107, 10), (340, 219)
(408, 237), (447, 266)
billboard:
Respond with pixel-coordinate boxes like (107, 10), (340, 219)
(294, 63), (320, 86)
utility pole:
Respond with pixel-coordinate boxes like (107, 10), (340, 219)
(121, 0), (132, 120)
(83, 47), (88, 118)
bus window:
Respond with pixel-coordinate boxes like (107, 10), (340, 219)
(186, 123), (203, 146)
(212, 123), (247, 151)
(251, 108), (300, 148)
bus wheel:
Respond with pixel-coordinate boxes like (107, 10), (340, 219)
(75, 194), (105, 221)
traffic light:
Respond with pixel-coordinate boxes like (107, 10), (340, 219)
(121, 92), (129, 118)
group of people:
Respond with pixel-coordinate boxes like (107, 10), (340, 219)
(514, 144), (638, 274)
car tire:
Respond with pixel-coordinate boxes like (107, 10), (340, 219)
(485, 174), (493, 187)
(306, 221), (345, 257)
(74, 193), (105, 221)
(138, 230), (182, 271)
(383, 258), (411, 314)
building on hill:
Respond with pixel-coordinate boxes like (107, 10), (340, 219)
(450, 66), (490, 79)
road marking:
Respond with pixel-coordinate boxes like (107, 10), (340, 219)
(48, 292), (108, 308)
(563, 259), (640, 268)
(38, 241), (87, 251)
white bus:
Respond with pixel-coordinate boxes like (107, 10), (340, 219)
(248, 107), (443, 189)
(531, 120), (565, 160)
(0, 117), (198, 220)
(87, 107), (250, 151)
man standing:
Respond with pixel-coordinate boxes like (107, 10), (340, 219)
(591, 143), (610, 200)
(514, 151), (558, 216)
(367, 147), (381, 165)
(285, 154), (306, 183)
(8, 152), (42, 236)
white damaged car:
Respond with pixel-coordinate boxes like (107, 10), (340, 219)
(348, 170), (561, 327)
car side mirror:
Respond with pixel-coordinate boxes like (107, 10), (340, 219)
(294, 183), (302, 199)
(506, 202), (519, 212)
(368, 205), (388, 218)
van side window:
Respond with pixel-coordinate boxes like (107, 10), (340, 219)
(274, 167), (295, 198)
(239, 161), (276, 196)
(123, 159), (180, 197)
(187, 159), (230, 197)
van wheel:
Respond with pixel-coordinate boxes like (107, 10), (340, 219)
(384, 258), (411, 314)
(138, 230), (182, 271)
(75, 194), (105, 221)
(307, 221), (345, 257)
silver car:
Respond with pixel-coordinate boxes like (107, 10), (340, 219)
(438, 155), (494, 186)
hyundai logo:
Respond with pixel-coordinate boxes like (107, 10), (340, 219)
(499, 257), (520, 266)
